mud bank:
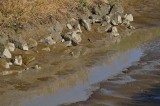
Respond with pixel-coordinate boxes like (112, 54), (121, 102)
(0, 0), (160, 106)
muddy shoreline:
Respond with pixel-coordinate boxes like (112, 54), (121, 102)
(0, 0), (160, 106)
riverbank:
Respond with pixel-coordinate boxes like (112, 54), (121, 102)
(0, 0), (160, 106)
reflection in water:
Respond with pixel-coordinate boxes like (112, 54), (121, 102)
(21, 27), (160, 106)
(23, 48), (143, 106)
(4, 27), (160, 106)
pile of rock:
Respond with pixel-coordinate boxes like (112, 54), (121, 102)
(0, 1), (136, 72)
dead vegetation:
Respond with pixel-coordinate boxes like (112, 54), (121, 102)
(0, 0), (104, 28)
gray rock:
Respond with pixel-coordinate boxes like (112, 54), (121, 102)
(64, 41), (72, 47)
(40, 36), (56, 45)
(128, 25), (135, 30)
(27, 38), (38, 49)
(76, 24), (82, 33)
(9, 36), (29, 51)
(2, 48), (12, 59)
(62, 31), (82, 46)
(124, 14), (134, 22)
(111, 14), (122, 25)
(111, 26), (119, 37)
(89, 15), (102, 23)
(71, 31), (82, 43)
(7, 43), (15, 52)
(48, 20), (63, 42)
(109, 3), (124, 15)
(80, 19), (91, 31)
(13, 55), (23, 66)
(66, 24), (73, 30)
(92, 4), (111, 16)
(103, 15), (111, 24)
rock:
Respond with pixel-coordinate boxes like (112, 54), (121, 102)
(124, 14), (134, 22)
(2, 48), (12, 59)
(0, 59), (10, 69)
(111, 26), (119, 37)
(80, 19), (91, 31)
(34, 65), (41, 70)
(13, 55), (23, 66)
(62, 31), (82, 46)
(42, 47), (51, 52)
(9, 36), (29, 51)
(109, 3), (124, 15)
(111, 14), (122, 25)
(40, 36), (56, 45)
(128, 25), (135, 29)
(71, 31), (82, 43)
(89, 15), (102, 23)
(102, 15), (111, 24)
(64, 41), (72, 47)
(27, 38), (38, 49)
(66, 24), (73, 30)
(77, 24), (82, 33)
(7, 43), (15, 52)
(92, 4), (111, 16)
(105, 24), (112, 32)
(111, 19), (118, 26)
(48, 20), (63, 42)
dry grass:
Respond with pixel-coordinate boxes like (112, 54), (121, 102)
(0, 0), (104, 28)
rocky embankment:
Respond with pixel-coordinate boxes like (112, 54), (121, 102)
(0, 0), (135, 75)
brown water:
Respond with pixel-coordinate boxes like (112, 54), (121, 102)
(1, 1), (160, 106)
(19, 27), (160, 106)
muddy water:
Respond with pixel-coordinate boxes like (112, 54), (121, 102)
(68, 37), (160, 106)
(19, 27), (160, 106)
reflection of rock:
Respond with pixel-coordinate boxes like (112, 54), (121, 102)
(0, 59), (10, 69)
(111, 26), (119, 37)
(22, 54), (35, 65)
(33, 65), (41, 70)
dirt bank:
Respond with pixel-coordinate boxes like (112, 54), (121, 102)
(0, 0), (160, 106)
